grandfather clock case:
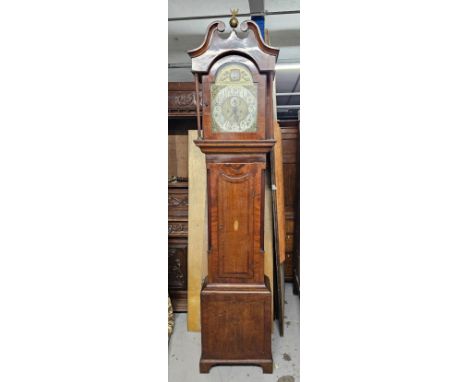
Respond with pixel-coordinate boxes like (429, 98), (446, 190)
(189, 18), (279, 373)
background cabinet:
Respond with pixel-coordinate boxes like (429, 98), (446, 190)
(168, 82), (198, 312)
(279, 120), (299, 285)
(168, 183), (189, 311)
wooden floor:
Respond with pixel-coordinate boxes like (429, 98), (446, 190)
(169, 283), (300, 382)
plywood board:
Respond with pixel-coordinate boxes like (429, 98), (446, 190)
(264, 173), (275, 325)
(266, 31), (286, 333)
(272, 126), (286, 264)
(270, 126), (286, 335)
(187, 130), (208, 332)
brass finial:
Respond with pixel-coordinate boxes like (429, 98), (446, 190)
(229, 8), (239, 28)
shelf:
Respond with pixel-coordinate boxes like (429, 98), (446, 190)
(168, 181), (188, 188)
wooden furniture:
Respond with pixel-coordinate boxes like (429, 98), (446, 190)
(168, 180), (189, 311)
(292, 122), (300, 294)
(279, 120), (300, 285)
(189, 19), (279, 373)
(168, 82), (199, 312)
(169, 82), (201, 117)
(293, 165), (300, 295)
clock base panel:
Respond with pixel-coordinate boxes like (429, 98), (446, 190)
(200, 280), (273, 373)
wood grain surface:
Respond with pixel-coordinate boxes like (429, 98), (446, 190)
(187, 130), (208, 331)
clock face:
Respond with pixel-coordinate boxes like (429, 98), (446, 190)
(211, 63), (257, 133)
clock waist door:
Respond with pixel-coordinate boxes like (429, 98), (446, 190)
(207, 161), (265, 284)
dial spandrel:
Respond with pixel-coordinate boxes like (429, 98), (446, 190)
(211, 63), (257, 133)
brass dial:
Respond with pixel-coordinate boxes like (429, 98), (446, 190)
(211, 63), (257, 133)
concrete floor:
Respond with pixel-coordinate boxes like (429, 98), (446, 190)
(169, 283), (300, 382)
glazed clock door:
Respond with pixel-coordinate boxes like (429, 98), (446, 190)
(211, 63), (258, 133)
(207, 162), (265, 285)
(203, 55), (266, 140)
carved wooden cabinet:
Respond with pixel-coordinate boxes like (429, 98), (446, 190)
(168, 82), (201, 117)
(168, 82), (198, 312)
(168, 239), (188, 292)
(168, 182), (189, 311)
(279, 120), (300, 287)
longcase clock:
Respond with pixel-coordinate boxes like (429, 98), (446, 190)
(188, 15), (279, 374)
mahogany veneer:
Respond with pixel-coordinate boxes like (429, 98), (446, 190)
(189, 18), (279, 373)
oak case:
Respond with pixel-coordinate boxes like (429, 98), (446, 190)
(189, 19), (279, 373)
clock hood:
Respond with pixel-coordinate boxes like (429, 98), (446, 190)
(187, 20), (279, 74)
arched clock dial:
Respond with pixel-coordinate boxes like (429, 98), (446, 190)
(211, 63), (258, 133)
